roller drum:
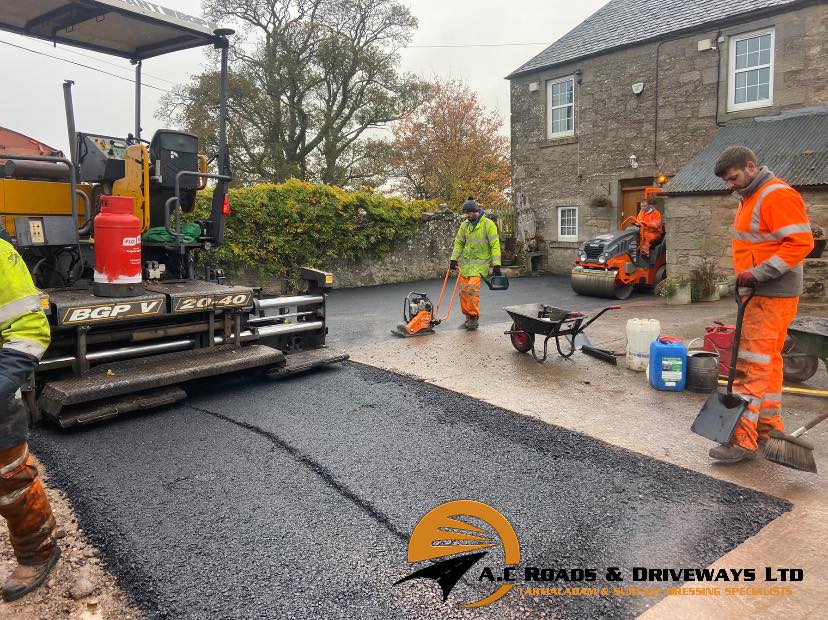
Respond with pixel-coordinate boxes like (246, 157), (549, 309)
(570, 268), (631, 299)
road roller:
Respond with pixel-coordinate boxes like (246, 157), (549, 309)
(570, 225), (667, 300)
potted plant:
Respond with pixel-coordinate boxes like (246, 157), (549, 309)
(501, 237), (518, 266)
(656, 275), (691, 305)
(808, 224), (825, 259)
(689, 257), (721, 302)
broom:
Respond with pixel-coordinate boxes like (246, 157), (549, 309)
(762, 410), (828, 473)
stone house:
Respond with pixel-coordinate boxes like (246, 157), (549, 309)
(507, 0), (828, 279)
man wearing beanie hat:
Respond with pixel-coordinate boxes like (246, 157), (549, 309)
(449, 197), (501, 329)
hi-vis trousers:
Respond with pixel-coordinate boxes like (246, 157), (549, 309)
(458, 275), (481, 319)
(731, 296), (799, 452)
(0, 399), (57, 565)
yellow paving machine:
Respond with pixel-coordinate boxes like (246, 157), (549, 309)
(0, 1), (346, 428)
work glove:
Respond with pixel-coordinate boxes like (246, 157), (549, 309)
(492, 266), (502, 277)
(449, 260), (458, 272)
(736, 271), (757, 288)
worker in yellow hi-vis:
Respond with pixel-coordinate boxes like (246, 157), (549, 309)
(449, 198), (501, 330)
(0, 227), (59, 602)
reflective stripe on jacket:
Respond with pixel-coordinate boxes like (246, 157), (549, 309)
(450, 215), (501, 278)
(0, 238), (50, 360)
(731, 174), (813, 298)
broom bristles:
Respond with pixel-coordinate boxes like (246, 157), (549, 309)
(761, 431), (817, 473)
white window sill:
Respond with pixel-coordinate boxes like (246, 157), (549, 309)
(727, 99), (773, 113)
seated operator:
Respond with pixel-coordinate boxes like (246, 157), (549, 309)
(636, 195), (664, 260)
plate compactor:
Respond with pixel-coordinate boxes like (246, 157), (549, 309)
(570, 216), (667, 300)
(0, 3), (347, 428)
(392, 269), (459, 337)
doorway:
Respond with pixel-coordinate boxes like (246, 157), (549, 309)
(619, 178), (654, 228)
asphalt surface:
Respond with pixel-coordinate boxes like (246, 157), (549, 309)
(31, 363), (790, 619)
(325, 274), (633, 345)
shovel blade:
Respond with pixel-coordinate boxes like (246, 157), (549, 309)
(691, 391), (748, 444)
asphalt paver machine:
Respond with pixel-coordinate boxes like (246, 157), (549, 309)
(0, 1), (346, 428)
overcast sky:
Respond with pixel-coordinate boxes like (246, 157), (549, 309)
(0, 0), (608, 153)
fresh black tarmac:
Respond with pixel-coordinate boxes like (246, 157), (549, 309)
(31, 363), (789, 619)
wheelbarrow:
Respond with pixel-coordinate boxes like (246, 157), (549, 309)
(504, 303), (621, 363)
(783, 316), (828, 383)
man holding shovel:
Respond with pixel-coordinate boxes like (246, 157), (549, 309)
(709, 146), (814, 463)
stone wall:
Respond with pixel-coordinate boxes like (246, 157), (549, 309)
(323, 209), (460, 288)
(230, 209), (461, 291)
(663, 189), (828, 281)
(510, 3), (828, 274)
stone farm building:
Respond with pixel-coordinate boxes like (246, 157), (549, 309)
(508, 0), (828, 291)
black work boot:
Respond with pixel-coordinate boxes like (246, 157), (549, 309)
(2, 546), (61, 602)
(708, 443), (757, 464)
(466, 317), (479, 330)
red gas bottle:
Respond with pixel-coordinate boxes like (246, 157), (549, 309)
(93, 195), (144, 297)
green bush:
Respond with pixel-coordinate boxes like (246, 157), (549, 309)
(194, 180), (432, 287)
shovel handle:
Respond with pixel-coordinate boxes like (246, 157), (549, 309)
(726, 284), (756, 395)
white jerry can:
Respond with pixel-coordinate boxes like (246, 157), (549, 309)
(626, 318), (661, 371)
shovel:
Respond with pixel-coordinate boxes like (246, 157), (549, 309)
(691, 285), (755, 443)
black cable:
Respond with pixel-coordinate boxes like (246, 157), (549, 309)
(0, 39), (172, 94)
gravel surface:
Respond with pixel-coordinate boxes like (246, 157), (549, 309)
(30, 363), (790, 619)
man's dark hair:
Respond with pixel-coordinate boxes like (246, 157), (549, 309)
(714, 146), (758, 177)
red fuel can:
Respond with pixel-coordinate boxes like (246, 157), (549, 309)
(93, 195), (143, 297)
(703, 324), (735, 377)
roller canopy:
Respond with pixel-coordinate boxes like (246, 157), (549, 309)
(0, 0), (223, 60)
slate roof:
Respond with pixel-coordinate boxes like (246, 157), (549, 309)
(508, 0), (804, 78)
(663, 112), (828, 194)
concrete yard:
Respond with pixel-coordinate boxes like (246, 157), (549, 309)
(348, 291), (828, 619)
(5, 275), (827, 619)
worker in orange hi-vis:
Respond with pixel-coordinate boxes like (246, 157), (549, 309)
(709, 146), (814, 463)
(636, 195), (664, 259)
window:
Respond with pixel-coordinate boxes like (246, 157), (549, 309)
(558, 206), (578, 241)
(546, 77), (575, 138)
(729, 29), (774, 111)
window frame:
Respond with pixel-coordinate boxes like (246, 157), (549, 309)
(727, 28), (775, 112)
(546, 76), (576, 139)
(557, 206), (578, 242)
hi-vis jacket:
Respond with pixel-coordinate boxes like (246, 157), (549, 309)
(732, 168), (814, 298)
(451, 215), (501, 278)
(0, 237), (50, 399)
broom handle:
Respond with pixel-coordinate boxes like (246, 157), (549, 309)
(790, 410), (828, 437)
(727, 285), (756, 395)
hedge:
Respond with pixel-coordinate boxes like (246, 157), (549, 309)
(194, 180), (432, 287)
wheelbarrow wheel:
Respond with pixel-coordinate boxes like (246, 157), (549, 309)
(782, 335), (819, 383)
(510, 323), (535, 353)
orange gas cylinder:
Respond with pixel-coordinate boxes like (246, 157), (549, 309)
(93, 195), (144, 297)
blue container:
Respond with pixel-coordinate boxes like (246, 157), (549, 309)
(648, 338), (687, 391)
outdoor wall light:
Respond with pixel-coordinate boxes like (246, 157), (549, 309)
(629, 154), (639, 169)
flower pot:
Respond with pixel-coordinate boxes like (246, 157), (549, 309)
(717, 281), (731, 297)
(667, 283), (691, 305)
(699, 290), (720, 302)
(807, 238), (826, 259)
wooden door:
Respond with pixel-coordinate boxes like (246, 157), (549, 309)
(620, 188), (646, 228)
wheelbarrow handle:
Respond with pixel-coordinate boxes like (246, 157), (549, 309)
(727, 283), (757, 394)
(579, 304), (622, 331)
